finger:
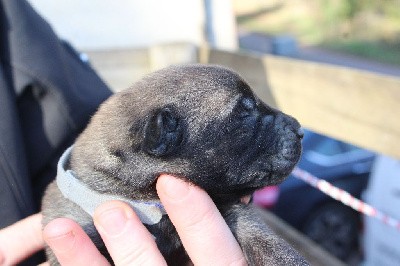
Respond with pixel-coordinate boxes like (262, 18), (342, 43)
(157, 175), (247, 266)
(0, 213), (44, 265)
(43, 218), (110, 266)
(94, 201), (167, 266)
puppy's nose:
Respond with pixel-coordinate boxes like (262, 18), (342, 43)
(296, 127), (304, 139)
(276, 113), (303, 139)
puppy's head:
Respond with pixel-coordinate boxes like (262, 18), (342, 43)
(72, 64), (302, 202)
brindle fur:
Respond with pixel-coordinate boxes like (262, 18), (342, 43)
(42, 64), (308, 265)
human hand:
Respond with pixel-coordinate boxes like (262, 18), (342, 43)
(0, 213), (44, 265)
(43, 174), (247, 265)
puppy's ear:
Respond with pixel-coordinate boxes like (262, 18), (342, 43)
(143, 107), (183, 156)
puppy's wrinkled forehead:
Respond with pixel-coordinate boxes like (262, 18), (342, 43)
(132, 64), (251, 117)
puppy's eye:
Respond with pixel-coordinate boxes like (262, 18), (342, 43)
(237, 98), (257, 120)
(240, 98), (256, 111)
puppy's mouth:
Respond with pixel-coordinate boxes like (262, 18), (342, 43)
(240, 195), (252, 204)
(257, 131), (302, 181)
(211, 186), (259, 204)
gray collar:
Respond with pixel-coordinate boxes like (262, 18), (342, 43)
(56, 146), (166, 225)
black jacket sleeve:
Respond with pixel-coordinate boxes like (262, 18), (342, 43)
(0, 0), (112, 229)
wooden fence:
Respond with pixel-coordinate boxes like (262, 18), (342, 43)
(86, 43), (400, 265)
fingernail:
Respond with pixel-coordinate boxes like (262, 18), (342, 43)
(45, 230), (76, 253)
(96, 207), (129, 236)
(159, 175), (191, 200)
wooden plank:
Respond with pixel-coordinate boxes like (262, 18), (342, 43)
(263, 55), (400, 159)
(85, 48), (151, 92)
(206, 49), (400, 159)
(86, 43), (198, 92)
(201, 46), (278, 108)
(148, 43), (198, 71)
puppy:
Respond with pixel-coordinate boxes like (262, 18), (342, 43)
(42, 64), (307, 265)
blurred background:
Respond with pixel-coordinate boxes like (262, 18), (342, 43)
(26, 0), (400, 265)
(235, 0), (400, 66)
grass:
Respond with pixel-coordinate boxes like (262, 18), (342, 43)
(234, 0), (400, 66)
